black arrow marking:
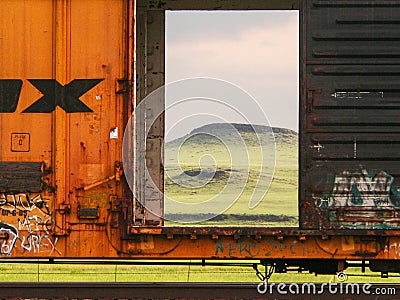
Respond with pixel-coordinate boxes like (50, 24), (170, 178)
(0, 80), (23, 113)
(22, 79), (104, 113)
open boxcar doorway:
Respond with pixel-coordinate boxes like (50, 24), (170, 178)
(163, 11), (299, 226)
(133, 0), (300, 226)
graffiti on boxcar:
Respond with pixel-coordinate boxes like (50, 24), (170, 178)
(17, 214), (59, 254)
(215, 240), (308, 258)
(0, 222), (18, 256)
(321, 169), (400, 207)
(215, 241), (260, 258)
(0, 193), (50, 215)
(384, 241), (400, 257)
(264, 240), (306, 257)
(0, 193), (59, 256)
(0, 217), (60, 256)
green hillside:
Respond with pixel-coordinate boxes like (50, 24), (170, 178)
(164, 123), (298, 226)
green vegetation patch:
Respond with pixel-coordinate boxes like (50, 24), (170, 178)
(164, 123), (298, 225)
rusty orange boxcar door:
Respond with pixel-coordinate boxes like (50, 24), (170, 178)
(0, 0), (133, 257)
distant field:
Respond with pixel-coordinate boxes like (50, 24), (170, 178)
(0, 261), (398, 283)
(164, 123), (298, 226)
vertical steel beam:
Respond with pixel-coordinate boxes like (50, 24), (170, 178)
(135, 6), (165, 225)
(134, 5), (146, 224)
(144, 10), (165, 225)
(53, 0), (70, 235)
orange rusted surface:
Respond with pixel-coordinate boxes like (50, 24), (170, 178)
(114, 235), (394, 260)
(0, 0), (132, 258)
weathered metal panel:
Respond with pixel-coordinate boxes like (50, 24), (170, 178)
(0, 162), (42, 192)
(0, 0), (133, 258)
(301, 0), (400, 229)
(305, 0), (400, 64)
(134, 7), (165, 226)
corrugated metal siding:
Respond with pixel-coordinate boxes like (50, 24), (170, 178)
(300, 0), (400, 229)
(0, 162), (42, 192)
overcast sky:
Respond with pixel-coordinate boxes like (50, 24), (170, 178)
(165, 11), (299, 141)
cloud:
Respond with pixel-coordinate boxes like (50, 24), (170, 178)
(166, 11), (298, 43)
(166, 11), (299, 132)
(167, 13), (298, 79)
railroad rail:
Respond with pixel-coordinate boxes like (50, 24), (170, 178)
(0, 282), (398, 299)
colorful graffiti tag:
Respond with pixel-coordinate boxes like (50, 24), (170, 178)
(316, 169), (399, 208)
(0, 193), (60, 256)
(0, 193), (50, 215)
(329, 169), (394, 207)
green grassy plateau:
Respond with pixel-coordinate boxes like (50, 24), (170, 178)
(164, 123), (298, 225)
